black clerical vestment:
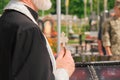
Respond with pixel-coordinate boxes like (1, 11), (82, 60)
(0, 9), (55, 80)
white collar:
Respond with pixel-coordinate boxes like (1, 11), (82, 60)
(4, 0), (56, 72)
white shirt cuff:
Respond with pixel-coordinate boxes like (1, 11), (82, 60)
(53, 68), (69, 80)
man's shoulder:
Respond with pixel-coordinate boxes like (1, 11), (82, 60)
(0, 10), (38, 31)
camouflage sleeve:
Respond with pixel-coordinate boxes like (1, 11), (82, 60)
(102, 20), (111, 47)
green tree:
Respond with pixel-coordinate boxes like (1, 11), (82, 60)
(0, 0), (9, 14)
(108, 0), (115, 10)
(69, 0), (84, 18)
(0, 0), (115, 18)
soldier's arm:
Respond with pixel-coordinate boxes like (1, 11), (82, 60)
(105, 46), (112, 56)
(102, 20), (112, 56)
(102, 21), (111, 46)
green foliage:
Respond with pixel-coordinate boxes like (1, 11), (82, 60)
(0, 0), (115, 18)
(0, 0), (9, 14)
(69, 0), (84, 18)
(108, 0), (115, 10)
(61, 25), (67, 33)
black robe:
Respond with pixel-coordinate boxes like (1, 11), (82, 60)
(0, 7), (55, 80)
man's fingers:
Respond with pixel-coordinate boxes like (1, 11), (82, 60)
(63, 49), (72, 57)
(64, 50), (74, 62)
(57, 48), (65, 59)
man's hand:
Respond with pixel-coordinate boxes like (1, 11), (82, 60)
(56, 48), (75, 77)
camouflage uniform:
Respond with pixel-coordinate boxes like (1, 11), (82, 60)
(102, 17), (120, 56)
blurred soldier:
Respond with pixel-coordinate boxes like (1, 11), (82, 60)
(98, 11), (109, 56)
(102, 0), (120, 60)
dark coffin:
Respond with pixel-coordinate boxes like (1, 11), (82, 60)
(70, 61), (120, 80)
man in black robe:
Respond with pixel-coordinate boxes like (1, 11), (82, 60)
(0, 0), (75, 80)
